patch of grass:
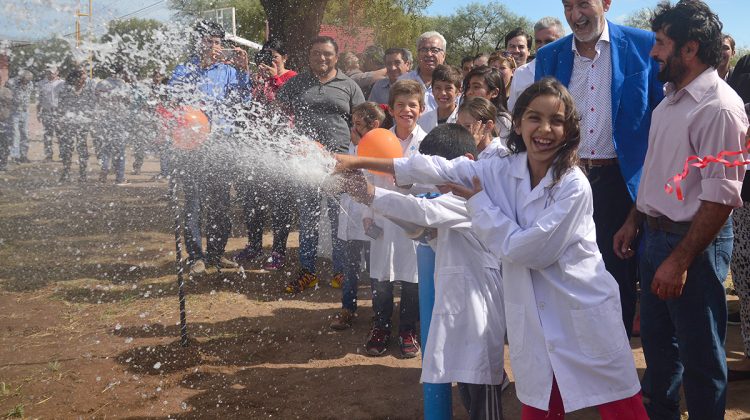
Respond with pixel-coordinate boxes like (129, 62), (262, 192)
(47, 360), (61, 372)
(6, 404), (24, 418)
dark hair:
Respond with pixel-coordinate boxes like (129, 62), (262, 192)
(384, 47), (412, 64)
(262, 39), (287, 56)
(461, 56), (474, 66)
(65, 68), (86, 85)
(650, 0), (723, 68)
(194, 20), (225, 39)
(309, 36), (339, 54)
(462, 65), (508, 114)
(504, 27), (532, 50)
(418, 124), (478, 160)
(723, 34), (736, 53)
(507, 78), (580, 186)
(431, 64), (463, 89)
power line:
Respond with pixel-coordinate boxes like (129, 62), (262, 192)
(59, 0), (167, 39)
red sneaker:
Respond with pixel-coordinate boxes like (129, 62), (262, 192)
(365, 326), (391, 356)
(398, 330), (420, 358)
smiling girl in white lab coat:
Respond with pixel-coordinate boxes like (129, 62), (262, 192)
(336, 78), (648, 418)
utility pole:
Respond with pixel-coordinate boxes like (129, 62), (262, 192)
(75, 0), (93, 76)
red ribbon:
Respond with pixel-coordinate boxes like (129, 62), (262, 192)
(665, 136), (750, 201)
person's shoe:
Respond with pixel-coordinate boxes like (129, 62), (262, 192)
(284, 270), (319, 294)
(398, 330), (420, 358)
(44, 156), (53, 163)
(132, 167), (142, 175)
(99, 171), (108, 182)
(18, 156), (30, 163)
(330, 272), (344, 289)
(728, 311), (741, 326)
(209, 256), (239, 269)
(233, 245), (262, 264)
(115, 180), (130, 186)
(59, 171), (71, 183)
(190, 259), (206, 275)
(330, 309), (355, 330)
(365, 326), (391, 356)
(262, 252), (286, 271)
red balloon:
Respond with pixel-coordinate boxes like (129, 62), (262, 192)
(357, 128), (402, 174)
(172, 106), (210, 151)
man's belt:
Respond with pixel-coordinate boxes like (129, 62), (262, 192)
(646, 215), (691, 235)
(579, 158), (618, 169)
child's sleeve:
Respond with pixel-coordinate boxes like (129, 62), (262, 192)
(466, 177), (591, 270)
(393, 154), (481, 188)
(370, 189), (470, 230)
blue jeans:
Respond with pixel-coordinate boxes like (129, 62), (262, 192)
(297, 189), (345, 274)
(639, 221), (732, 420)
(341, 240), (365, 312)
(11, 111), (29, 159)
(100, 138), (126, 183)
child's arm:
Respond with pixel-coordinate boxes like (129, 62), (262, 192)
(467, 177), (592, 270)
(371, 189), (470, 231)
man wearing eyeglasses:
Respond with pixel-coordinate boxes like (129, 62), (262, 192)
(535, 0), (664, 339)
(507, 17), (566, 112)
(398, 31), (446, 129)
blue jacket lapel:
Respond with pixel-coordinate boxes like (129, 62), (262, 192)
(609, 21), (627, 127)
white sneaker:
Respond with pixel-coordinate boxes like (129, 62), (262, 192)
(190, 259), (206, 275)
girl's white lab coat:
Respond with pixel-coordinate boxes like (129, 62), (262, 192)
(418, 106), (459, 133)
(369, 188), (505, 385)
(366, 125), (428, 283)
(394, 152), (640, 412)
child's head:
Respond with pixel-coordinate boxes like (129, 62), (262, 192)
(488, 51), (516, 90)
(431, 64), (462, 112)
(457, 97), (498, 145)
(462, 65), (508, 115)
(418, 123), (478, 161)
(508, 77), (580, 184)
(352, 102), (386, 143)
(388, 79), (425, 130)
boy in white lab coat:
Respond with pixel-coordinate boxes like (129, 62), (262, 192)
(364, 79), (429, 358)
(341, 123), (506, 419)
(330, 102), (386, 330)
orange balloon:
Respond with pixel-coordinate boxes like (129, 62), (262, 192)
(172, 106), (210, 150)
(357, 128), (402, 175)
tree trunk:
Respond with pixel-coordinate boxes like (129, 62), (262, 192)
(260, 0), (330, 72)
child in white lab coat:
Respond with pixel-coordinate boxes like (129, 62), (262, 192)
(336, 78), (648, 419)
(329, 102), (385, 330)
(342, 123), (506, 419)
(365, 79), (428, 358)
(455, 97), (508, 159)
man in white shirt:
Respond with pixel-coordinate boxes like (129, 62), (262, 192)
(398, 31), (446, 128)
(507, 17), (566, 112)
(37, 66), (64, 161)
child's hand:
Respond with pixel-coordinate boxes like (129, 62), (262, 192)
(439, 176), (482, 199)
(341, 170), (374, 204)
(334, 154), (358, 172)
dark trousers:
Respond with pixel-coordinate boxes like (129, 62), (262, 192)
(458, 383), (504, 420)
(40, 112), (60, 159)
(239, 179), (292, 256)
(587, 164), (638, 337)
(371, 279), (419, 333)
(341, 240), (366, 312)
(639, 222), (732, 420)
(60, 126), (89, 177)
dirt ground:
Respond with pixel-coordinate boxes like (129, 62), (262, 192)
(1, 111), (749, 419)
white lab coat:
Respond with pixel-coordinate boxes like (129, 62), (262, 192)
(370, 188), (505, 385)
(418, 106), (459, 133)
(338, 142), (369, 241)
(477, 137), (509, 161)
(366, 125), (428, 283)
(394, 152), (640, 412)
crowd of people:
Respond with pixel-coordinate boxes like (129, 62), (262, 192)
(2, 0), (750, 418)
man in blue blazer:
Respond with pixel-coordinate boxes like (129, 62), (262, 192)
(535, 0), (664, 338)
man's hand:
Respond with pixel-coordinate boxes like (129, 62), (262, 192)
(613, 207), (642, 259)
(438, 176), (482, 200)
(651, 257), (688, 300)
(229, 48), (250, 73)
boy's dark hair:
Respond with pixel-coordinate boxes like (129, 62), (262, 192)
(309, 36), (339, 55)
(418, 124), (478, 160)
(650, 0), (723, 68)
(504, 27), (531, 50)
(431, 64), (463, 89)
(65, 68), (85, 85)
(461, 56), (474, 67)
(194, 20), (225, 39)
(507, 78), (580, 186)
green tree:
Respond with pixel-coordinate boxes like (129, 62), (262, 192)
(435, 1), (531, 65)
(8, 38), (74, 80)
(97, 18), (166, 78)
(623, 7), (654, 31)
(169, 0), (267, 44)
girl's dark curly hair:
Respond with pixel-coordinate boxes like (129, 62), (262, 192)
(506, 77), (581, 186)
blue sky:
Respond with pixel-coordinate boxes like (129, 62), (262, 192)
(2, 0), (748, 48)
(425, 0), (749, 48)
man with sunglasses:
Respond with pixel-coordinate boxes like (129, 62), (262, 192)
(398, 31), (447, 129)
(507, 17), (566, 111)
